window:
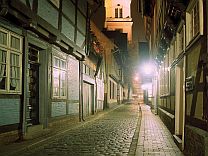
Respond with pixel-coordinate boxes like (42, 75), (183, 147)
(187, 1), (200, 41)
(173, 40), (176, 60)
(0, 28), (22, 93)
(52, 56), (66, 98)
(177, 27), (184, 57)
(159, 54), (169, 96)
(159, 62), (165, 96)
(109, 80), (117, 99)
(192, 2), (199, 37)
(115, 4), (123, 18)
(110, 81), (112, 99)
(180, 28), (184, 52)
(83, 64), (94, 77)
(119, 8), (123, 18)
(118, 69), (122, 76)
(164, 54), (169, 95)
(115, 8), (118, 18)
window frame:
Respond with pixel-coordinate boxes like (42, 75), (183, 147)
(52, 48), (67, 99)
(186, 0), (203, 45)
(176, 23), (184, 57)
(115, 4), (123, 18)
(0, 27), (22, 94)
(159, 53), (170, 97)
(192, 2), (199, 37)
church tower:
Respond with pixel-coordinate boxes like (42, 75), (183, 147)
(104, 0), (133, 42)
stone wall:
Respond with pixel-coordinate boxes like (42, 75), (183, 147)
(184, 125), (208, 156)
(158, 107), (175, 134)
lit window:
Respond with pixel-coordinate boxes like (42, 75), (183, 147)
(0, 28), (22, 94)
(52, 56), (66, 98)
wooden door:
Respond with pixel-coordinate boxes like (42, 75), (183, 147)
(28, 47), (40, 125)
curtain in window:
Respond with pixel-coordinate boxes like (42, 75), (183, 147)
(53, 56), (66, 97)
(11, 36), (20, 50)
(60, 71), (66, 96)
(10, 53), (19, 89)
(0, 31), (7, 45)
(0, 49), (6, 82)
(53, 68), (59, 96)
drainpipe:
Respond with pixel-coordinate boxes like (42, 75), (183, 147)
(183, 16), (187, 150)
(94, 76), (97, 114)
(203, 0), (208, 128)
(18, 30), (28, 141)
(94, 57), (103, 113)
(79, 61), (85, 122)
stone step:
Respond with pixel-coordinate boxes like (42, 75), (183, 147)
(173, 134), (182, 150)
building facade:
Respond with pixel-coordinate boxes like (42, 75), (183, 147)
(104, 0), (133, 42)
(0, 0), (106, 144)
(91, 22), (125, 108)
(141, 0), (208, 155)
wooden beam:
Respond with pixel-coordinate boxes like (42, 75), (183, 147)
(10, 0), (34, 19)
(186, 116), (207, 131)
(190, 61), (202, 120)
(7, 8), (30, 26)
(37, 16), (59, 37)
(190, 38), (206, 122)
(32, 0), (38, 14)
(58, 0), (62, 32)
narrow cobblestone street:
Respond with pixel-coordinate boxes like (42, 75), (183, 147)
(136, 105), (183, 156)
(1, 103), (184, 156)
(8, 104), (140, 156)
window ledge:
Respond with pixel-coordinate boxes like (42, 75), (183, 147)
(160, 94), (170, 98)
(186, 33), (202, 51)
(0, 91), (21, 95)
(52, 97), (67, 100)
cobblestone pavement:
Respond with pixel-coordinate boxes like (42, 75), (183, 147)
(12, 104), (140, 156)
(136, 104), (183, 156)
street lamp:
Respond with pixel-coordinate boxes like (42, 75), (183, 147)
(141, 62), (155, 75)
(139, 62), (157, 107)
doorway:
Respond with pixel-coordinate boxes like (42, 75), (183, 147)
(28, 47), (40, 125)
(175, 60), (185, 150)
(83, 82), (94, 117)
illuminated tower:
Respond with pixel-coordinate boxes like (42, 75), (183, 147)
(104, 0), (133, 42)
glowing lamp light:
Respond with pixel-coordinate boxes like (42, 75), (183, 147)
(143, 64), (154, 75)
(140, 62), (156, 76)
(134, 76), (139, 81)
(141, 83), (152, 90)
